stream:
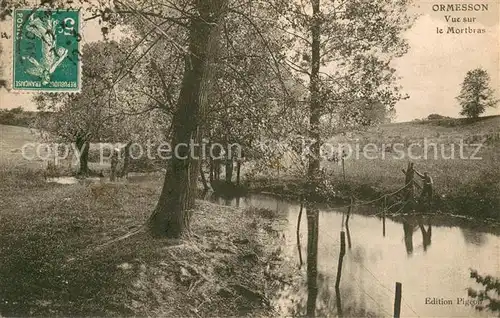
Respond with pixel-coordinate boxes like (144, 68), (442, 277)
(46, 175), (499, 317)
(209, 193), (500, 317)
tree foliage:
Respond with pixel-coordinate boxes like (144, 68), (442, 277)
(33, 39), (169, 174)
(468, 269), (500, 313)
(457, 68), (498, 118)
(34, 41), (126, 142)
(259, 0), (414, 198)
(2, 0), (415, 237)
(270, 0), (413, 121)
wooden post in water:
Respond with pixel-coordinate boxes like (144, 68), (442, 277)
(335, 231), (346, 316)
(346, 197), (352, 225)
(394, 282), (402, 318)
(383, 195), (386, 237)
(296, 198), (304, 268)
(346, 197), (353, 249)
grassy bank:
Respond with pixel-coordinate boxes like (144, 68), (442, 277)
(0, 108), (37, 128)
(0, 167), (287, 316)
(248, 161), (500, 222)
(247, 117), (500, 221)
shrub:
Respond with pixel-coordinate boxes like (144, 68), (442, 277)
(468, 269), (500, 313)
(448, 171), (500, 219)
(427, 114), (449, 120)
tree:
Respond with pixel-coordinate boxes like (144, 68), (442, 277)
(28, 0), (287, 237)
(204, 7), (290, 187)
(33, 40), (165, 175)
(132, 0), (291, 237)
(269, 0), (413, 196)
(5, 0), (413, 242)
(33, 41), (123, 175)
(267, 1), (414, 315)
(148, 0), (228, 238)
(457, 68), (498, 118)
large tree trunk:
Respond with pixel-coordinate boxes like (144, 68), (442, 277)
(75, 137), (89, 176)
(305, 2), (321, 316)
(209, 156), (214, 184)
(149, 2), (225, 238)
(236, 160), (241, 186)
(225, 158), (233, 183)
(308, 0), (321, 196)
(119, 141), (132, 178)
(200, 163), (210, 191)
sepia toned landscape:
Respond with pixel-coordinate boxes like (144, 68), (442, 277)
(0, 0), (499, 317)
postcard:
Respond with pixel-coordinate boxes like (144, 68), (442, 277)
(0, 0), (498, 317)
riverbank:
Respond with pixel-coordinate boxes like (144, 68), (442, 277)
(0, 167), (289, 316)
(246, 173), (500, 223)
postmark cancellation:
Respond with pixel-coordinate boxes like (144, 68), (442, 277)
(12, 8), (81, 93)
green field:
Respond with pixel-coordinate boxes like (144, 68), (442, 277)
(324, 116), (499, 196)
(0, 124), (43, 169)
(335, 115), (500, 143)
(256, 116), (500, 220)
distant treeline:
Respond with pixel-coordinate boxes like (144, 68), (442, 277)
(0, 107), (37, 127)
(415, 113), (500, 127)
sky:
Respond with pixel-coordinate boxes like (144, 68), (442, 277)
(0, 0), (498, 123)
(391, 0), (499, 121)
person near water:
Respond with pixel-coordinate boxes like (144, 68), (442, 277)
(415, 170), (433, 203)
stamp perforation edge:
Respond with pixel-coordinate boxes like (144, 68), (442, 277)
(7, 6), (82, 94)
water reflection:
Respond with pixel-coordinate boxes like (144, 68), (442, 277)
(418, 217), (432, 252)
(206, 193), (499, 318)
(334, 231), (346, 317)
(402, 217), (434, 255)
(296, 201), (304, 268)
(461, 228), (487, 246)
(306, 204), (319, 316)
(402, 220), (415, 255)
(345, 204), (352, 250)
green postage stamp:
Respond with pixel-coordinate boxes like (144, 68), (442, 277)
(12, 8), (81, 92)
